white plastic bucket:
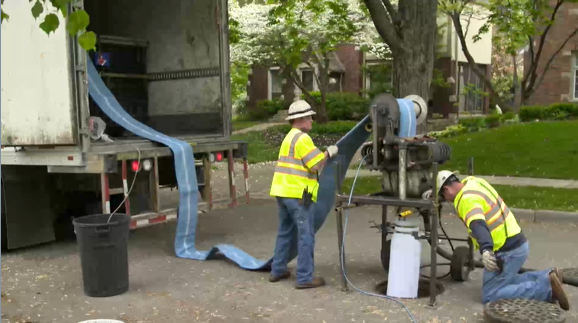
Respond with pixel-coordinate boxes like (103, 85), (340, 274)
(386, 218), (421, 298)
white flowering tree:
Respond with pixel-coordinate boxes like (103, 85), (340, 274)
(230, 0), (383, 123)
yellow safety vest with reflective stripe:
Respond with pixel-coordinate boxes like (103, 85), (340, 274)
(454, 176), (522, 252)
(269, 128), (325, 202)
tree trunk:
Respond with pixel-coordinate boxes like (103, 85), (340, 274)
(393, 0), (438, 134)
(512, 55), (522, 113)
(364, 0), (437, 133)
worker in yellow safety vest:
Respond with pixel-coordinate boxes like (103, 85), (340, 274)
(268, 100), (338, 289)
(434, 170), (569, 310)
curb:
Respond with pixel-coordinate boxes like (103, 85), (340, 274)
(246, 195), (577, 224)
(511, 208), (578, 224)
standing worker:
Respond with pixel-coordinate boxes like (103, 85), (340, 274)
(434, 170), (570, 310)
(269, 100), (339, 289)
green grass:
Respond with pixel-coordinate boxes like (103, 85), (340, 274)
(340, 177), (578, 212)
(232, 120), (260, 131)
(232, 120), (358, 164)
(232, 132), (279, 164)
(440, 120), (578, 180)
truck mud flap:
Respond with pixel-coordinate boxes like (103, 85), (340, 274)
(87, 55), (383, 270)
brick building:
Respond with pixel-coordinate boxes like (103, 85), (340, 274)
(524, 1), (578, 106)
(246, 3), (494, 118)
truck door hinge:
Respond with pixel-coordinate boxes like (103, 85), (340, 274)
(79, 128), (90, 137)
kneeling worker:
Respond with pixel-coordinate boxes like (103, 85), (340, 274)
(269, 100), (338, 289)
(436, 171), (569, 310)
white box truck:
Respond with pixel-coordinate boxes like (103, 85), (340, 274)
(1, 0), (250, 249)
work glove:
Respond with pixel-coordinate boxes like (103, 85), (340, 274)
(482, 250), (499, 272)
(327, 145), (338, 158)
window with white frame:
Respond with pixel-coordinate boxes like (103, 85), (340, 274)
(301, 69), (315, 92)
(269, 68), (283, 100)
(573, 53), (578, 100)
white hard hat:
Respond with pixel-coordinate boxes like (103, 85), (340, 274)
(285, 100), (317, 121)
(437, 170), (460, 194)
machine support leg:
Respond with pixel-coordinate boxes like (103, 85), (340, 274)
(202, 156), (213, 211)
(429, 207), (439, 307)
(429, 162), (440, 308)
(243, 157), (250, 204)
(151, 157), (161, 213)
(381, 205), (388, 270)
(336, 207), (348, 292)
(122, 160), (131, 215)
(228, 149), (237, 208)
(100, 173), (111, 214)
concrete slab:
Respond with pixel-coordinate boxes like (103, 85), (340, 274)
(2, 200), (577, 323)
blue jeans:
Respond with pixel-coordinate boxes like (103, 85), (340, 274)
(482, 241), (553, 304)
(271, 197), (315, 285)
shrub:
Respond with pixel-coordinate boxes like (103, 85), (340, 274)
(428, 124), (468, 138)
(519, 105), (544, 122)
(484, 114), (502, 128)
(519, 103), (578, 122)
(459, 117), (485, 130)
(270, 120), (357, 135)
(244, 99), (287, 121)
(303, 91), (370, 121)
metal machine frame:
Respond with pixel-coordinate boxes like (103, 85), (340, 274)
(332, 95), (478, 307)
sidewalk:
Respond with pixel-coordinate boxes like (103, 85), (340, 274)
(344, 169), (578, 189)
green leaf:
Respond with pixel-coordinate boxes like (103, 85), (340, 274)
(66, 9), (90, 35)
(1, 9), (9, 22)
(78, 31), (96, 51)
(49, 0), (72, 16)
(31, 0), (44, 19)
(39, 13), (59, 34)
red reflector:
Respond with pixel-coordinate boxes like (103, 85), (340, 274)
(215, 152), (223, 162)
(67, 156), (74, 161)
(131, 161), (140, 172)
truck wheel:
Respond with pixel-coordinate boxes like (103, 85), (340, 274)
(450, 246), (471, 282)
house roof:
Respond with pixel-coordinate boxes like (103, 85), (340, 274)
(328, 52), (346, 72)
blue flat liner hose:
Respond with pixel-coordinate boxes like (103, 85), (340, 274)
(86, 55), (417, 273)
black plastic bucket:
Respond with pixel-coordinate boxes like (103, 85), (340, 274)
(73, 213), (131, 297)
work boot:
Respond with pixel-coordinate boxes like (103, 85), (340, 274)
(549, 269), (570, 311)
(269, 271), (291, 283)
(295, 277), (326, 289)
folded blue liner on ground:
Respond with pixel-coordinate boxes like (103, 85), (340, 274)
(87, 55), (416, 271)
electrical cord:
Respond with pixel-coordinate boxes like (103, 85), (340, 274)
(340, 156), (418, 323)
(107, 144), (141, 223)
(420, 215), (456, 279)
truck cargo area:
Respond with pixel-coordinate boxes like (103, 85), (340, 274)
(0, 0), (249, 251)
(84, 0), (230, 140)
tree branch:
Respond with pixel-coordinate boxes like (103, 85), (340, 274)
(450, 12), (504, 107)
(289, 68), (316, 103)
(522, 0), (564, 90)
(527, 35), (535, 76)
(524, 25), (578, 100)
(381, 0), (400, 27)
(363, 0), (405, 54)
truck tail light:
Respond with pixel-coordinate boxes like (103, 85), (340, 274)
(131, 160), (140, 172)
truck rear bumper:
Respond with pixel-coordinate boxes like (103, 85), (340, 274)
(1, 139), (248, 174)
